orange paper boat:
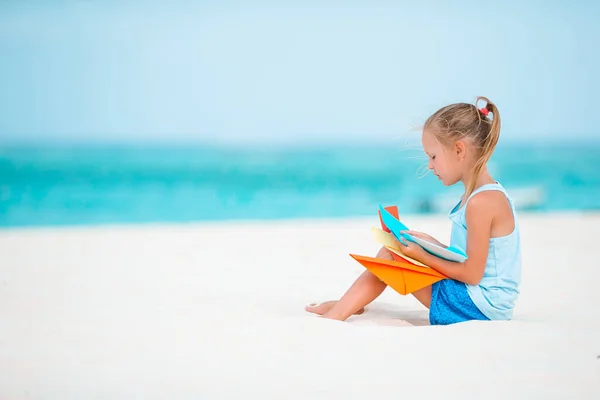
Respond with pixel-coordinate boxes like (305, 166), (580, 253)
(350, 205), (448, 295)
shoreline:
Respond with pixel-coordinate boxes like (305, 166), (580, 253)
(1, 209), (598, 233)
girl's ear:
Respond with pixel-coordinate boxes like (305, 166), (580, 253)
(455, 140), (466, 161)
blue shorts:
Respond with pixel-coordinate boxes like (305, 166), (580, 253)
(429, 279), (490, 325)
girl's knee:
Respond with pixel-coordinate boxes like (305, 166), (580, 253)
(362, 268), (387, 287)
(376, 246), (394, 260)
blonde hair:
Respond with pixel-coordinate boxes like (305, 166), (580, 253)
(424, 96), (501, 200)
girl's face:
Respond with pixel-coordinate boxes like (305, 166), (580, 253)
(422, 129), (466, 186)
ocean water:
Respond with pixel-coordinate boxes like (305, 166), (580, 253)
(1, 141), (599, 227)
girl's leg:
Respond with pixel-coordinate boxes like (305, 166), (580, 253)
(306, 246), (433, 321)
(412, 285), (432, 309)
(319, 268), (387, 321)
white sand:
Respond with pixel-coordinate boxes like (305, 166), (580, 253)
(0, 213), (599, 399)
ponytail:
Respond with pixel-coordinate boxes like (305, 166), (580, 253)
(464, 96), (501, 200)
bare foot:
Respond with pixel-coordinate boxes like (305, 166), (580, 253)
(305, 300), (365, 315)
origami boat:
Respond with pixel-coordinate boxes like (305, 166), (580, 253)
(349, 206), (447, 295)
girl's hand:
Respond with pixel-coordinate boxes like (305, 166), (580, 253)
(395, 236), (427, 261)
(400, 230), (446, 248)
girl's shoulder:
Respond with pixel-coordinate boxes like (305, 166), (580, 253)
(466, 188), (515, 237)
(465, 182), (512, 211)
(467, 188), (510, 209)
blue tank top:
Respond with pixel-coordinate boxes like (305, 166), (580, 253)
(448, 182), (522, 320)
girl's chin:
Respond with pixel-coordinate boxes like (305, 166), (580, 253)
(442, 177), (461, 186)
(438, 176), (454, 186)
(436, 174), (457, 186)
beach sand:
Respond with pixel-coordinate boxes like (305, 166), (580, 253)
(0, 212), (599, 399)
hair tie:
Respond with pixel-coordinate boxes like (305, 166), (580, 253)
(479, 107), (489, 116)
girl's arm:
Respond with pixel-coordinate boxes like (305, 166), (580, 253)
(399, 193), (494, 286)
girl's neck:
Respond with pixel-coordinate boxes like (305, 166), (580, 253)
(462, 166), (495, 193)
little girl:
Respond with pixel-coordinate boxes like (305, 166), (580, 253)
(306, 96), (522, 325)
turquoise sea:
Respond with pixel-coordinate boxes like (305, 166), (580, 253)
(1, 141), (599, 227)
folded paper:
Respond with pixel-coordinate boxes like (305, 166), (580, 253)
(349, 254), (447, 295)
(370, 226), (428, 267)
(349, 205), (448, 295)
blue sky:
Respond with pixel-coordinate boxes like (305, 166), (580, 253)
(0, 0), (598, 145)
